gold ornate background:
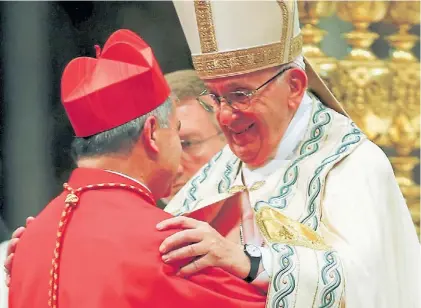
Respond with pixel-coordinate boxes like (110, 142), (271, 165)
(299, 1), (420, 236)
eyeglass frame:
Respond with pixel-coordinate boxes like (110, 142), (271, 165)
(180, 131), (223, 153)
(198, 66), (291, 111)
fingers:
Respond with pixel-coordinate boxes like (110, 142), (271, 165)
(156, 216), (203, 231)
(6, 238), (19, 257)
(4, 253), (14, 286)
(26, 217), (35, 227)
(157, 217), (218, 277)
(11, 227), (25, 240)
(4, 253), (13, 272)
(177, 256), (210, 277)
(162, 243), (206, 263)
(3, 220), (31, 287)
(159, 229), (202, 254)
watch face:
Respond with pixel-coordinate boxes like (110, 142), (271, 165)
(245, 245), (261, 258)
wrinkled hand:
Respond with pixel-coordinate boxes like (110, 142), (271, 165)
(157, 216), (250, 278)
(4, 217), (34, 286)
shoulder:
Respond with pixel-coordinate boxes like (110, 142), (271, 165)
(324, 139), (400, 206)
(331, 139), (394, 180)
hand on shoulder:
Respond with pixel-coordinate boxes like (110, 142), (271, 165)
(3, 216), (34, 287)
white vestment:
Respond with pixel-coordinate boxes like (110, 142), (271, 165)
(166, 92), (420, 307)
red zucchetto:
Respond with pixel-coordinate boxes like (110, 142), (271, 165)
(61, 29), (170, 137)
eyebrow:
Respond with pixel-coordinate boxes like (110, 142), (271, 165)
(207, 80), (252, 95)
(180, 132), (202, 140)
(220, 81), (253, 93)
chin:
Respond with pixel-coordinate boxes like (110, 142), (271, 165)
(229, 143), (259, 164)
(158, 184), (172, 200)
(238, 149), (273, 169)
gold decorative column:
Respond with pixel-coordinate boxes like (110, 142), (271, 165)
(385, 1), (420, 236)
(298, 1), (337, 90)
(334, 1), (393, 147)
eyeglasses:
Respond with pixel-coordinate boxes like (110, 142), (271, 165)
(181, 132), (223, 154)
(197, 67), (290, 111)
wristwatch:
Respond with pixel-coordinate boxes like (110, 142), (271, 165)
(243, 244), (262, 283)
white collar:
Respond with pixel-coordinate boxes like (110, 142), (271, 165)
(242, 92), (312, 183)
(105, 170), (152, 195)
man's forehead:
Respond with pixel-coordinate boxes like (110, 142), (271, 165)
(177, 99), (210, 118)
(176, 96), (204, 109)
(177, 101), (217, 134)
(204, 73), (262, 93)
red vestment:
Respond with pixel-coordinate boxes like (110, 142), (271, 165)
(9, 168), (266, 308)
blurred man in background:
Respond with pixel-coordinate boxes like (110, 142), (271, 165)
(159, 70), (226, 208)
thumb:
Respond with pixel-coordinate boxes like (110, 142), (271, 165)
(26, 217), (35, 227)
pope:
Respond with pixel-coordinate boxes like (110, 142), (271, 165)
(159, 1), (421, 307)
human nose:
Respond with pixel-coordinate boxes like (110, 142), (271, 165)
(218, 102), (236, 126)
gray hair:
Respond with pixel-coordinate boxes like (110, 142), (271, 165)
(165, 69), (223, 136)
(276, 55), (306, 83)
(71, 97), (173, 160)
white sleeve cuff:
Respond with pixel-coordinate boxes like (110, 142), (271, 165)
(250, 270), (270, 292)
(260, 246), (273, 276)
(249, 246), (272, 292)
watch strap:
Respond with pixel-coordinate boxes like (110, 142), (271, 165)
(243, 245), (261, 283)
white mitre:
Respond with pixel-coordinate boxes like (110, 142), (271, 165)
(173, 0), (347, 116)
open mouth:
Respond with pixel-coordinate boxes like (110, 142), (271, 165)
(232, 123), (255, 135)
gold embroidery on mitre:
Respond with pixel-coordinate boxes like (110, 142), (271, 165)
(255, 206), (330, 250)
(290, 32), (302, 57)
(194, 0), (218, 53)
(192, 35), (302, 79)
(192, 0), (302, 79)
(277, 0), (289, 62)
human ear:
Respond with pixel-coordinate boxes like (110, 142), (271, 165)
(286, 68), (308, 109)
(142, 116), (160, 154)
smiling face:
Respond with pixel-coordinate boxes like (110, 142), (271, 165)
(204, 66), (307, 168)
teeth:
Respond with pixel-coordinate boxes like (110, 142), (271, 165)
(234, 124), (253, 135)
(239, 127), (249, 134)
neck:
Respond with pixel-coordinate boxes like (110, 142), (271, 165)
(77, 155), (150, 191)
(245, 91), (312, 170)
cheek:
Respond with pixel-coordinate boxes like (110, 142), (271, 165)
(215, 110), (223, 126)
(181, 167), (196, 181)
(245, 108), (266, 135)
(259, 101), (287, 131)
(182, 155), (202, 173)
(179, 159), (196, 181)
